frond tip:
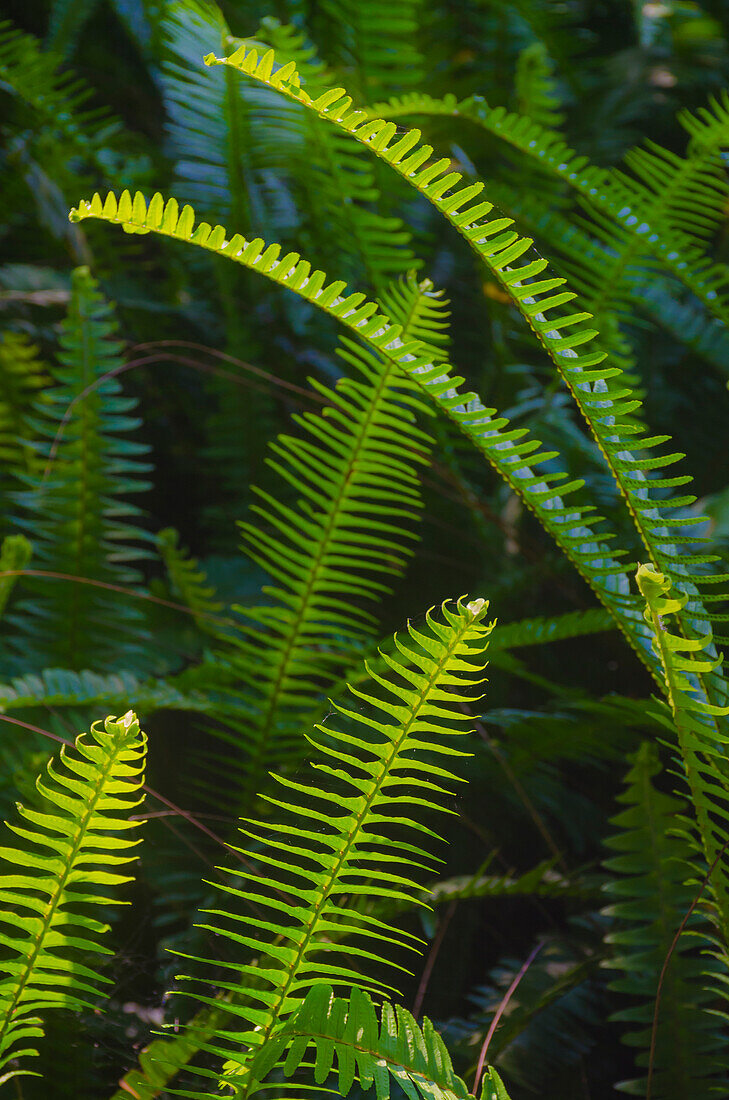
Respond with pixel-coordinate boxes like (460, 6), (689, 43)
(0, 710), (147, 1082)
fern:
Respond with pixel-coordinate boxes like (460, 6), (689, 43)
(0, 534), (31, 627)
(251, 983), (478, 1100)
(636, 563), (729, 946)
(70, 191), (662, 681)
(157, 527), (224, 636)
(0, 666), (209, 715)
(0, 332), (47, 524)
(0, 710), (147, 1083)
(514, 42), (564, 129)
(603, 740), (728, 1097)
(171, 597), (492, 1093)
(12, 265), (153, 672)
(204, 274), (441, 801)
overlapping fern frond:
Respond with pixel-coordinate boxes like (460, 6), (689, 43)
(0, 710), (146, 1083)
(250, 18), (417, 289)
(173, 598), (492, 1094)
(68, 187), (653, 674)
(12, 266), (152, 672)
(603, 741), (728, 1097)
(210, 274), (443, 800)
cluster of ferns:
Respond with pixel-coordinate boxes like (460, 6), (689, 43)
(3, 1), (729, 1097)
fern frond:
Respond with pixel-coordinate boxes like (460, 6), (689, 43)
(250, 984), (475, 1100)
(603, 740), (728, 1097)
(206, 273), (439, 800)
(0, 333), (47, 512)
(636, 563), (729, 945)
(0, 710), (147, 1083)
(490, 608), (615, 652)
(157, 527), (223, 636)
(0, 534), (31, 625)
(0, 667), (209, 715)
(199, 48), (729, 730)
(173, 598), (492, 1094)
(313, 0), (426, 99)
(12, 266), (153, 671)
(514, 42), (564, 130)
(69, 189), (658, 677)
(250, 18), (417, 289)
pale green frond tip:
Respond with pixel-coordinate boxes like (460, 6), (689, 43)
(635, 561), (669, 600)
(466, 597), (488, 619)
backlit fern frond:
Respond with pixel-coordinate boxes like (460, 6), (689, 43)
(209, 273), (440, 799)
(0, 710), (146, 1084)
(12, 266), (153, 672)
(250, 984), (479, 1100)
(173, 598), (492, 1094)
(198, 46), (729, 746)
(636, 563), (729, 947)
(68, 189), (655, 676)
(603, 740), (728, 1097)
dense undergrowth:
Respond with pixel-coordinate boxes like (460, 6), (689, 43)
(3, 1), (729, 1097)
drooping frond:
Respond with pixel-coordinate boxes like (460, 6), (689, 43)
(69, 189), (658, 679)
(173, 598), (492, 1094)
(12, 265), (153, 672)
(250, 984), (476, 1100)
(603, 741), (728, 1097)
(0, 710), (147, 1083)
(636, 563), (729, 945)
(198, 47), (729, 735)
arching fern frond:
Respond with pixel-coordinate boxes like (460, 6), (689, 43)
(173, 598), (492, 1093)
(0, 710), (147, 1083)
(0, 667), (209, 716)
(199, 47), (729, 731)
(603, 740), (728, 1097)
(12, 266), (153, 672)
(68, 189), (657, 678)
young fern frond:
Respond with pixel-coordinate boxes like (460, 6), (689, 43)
(603, 741), (727, 1097)
(173, 597), (492, 1095)
(636, 563), (729, 945)
(69, 188), (659, 677)
(0, 710), (147, 1083)
(12, 266), (153, 672)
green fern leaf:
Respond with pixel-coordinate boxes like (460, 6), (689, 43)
(603, 741), (728, 1096)
(11, 266), (153, 671)
(173, 597), (492, 1094)
(250, 983), (475, 1100)
(0, 710), (147, 1083)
